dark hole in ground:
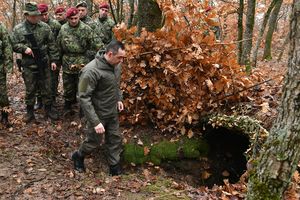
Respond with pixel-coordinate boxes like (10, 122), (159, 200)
(160, 127), (250, 188)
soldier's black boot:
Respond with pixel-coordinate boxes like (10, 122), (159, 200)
(45, 105), (58, 120)
(109, 163), (122, 176)
(1, 111), (10, 127)
(24, 105), (35, 123)
(34, 97), (43, 110)
(71, 151), (85, 172)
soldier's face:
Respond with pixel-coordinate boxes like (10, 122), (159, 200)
(68, 14), (80, 27)
(55, 12), (65, 21)
(99, 8), (108, 19)
(26, 15), (40, 24)
(106, 48), (126, 66)
(40, 13), (49, 23)
(77, 7), (87, 19)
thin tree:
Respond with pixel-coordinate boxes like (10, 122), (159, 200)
(246, 0), (300, 199)
(262, 0), (283, 60)
(241, 0), (256, 65)
(251, 0), (278, 67)
(237, 0), (244, 64)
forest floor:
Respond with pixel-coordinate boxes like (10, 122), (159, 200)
(0, 58), (299, 200)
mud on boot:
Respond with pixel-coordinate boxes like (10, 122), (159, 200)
(71, 151), (85, 172)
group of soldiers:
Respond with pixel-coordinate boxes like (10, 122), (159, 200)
(1, 2), (125, 175)
(1, 1), (115, 124)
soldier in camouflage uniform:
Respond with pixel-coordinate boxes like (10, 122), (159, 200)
(37, 3), (62, 108)
(0, 23), (13, 126)
(72, 40), (126, 176)
(56, 7), (103, 116)
(94, 3), (115, 45)
(12, 2), (59, 122)
(76, 1), (95, 28)
(55, 7), (67, 25)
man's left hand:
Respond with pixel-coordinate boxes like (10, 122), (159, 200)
(117, 101), (124, 112)
(51, 62), (57, 71)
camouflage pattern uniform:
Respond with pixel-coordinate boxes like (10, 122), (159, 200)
(78, 51), (123, 166)
(94, 17), (115, 45)
(81, 15), (96, 28)
(56, 21), (102, 106)
(0, 23), (12, 109)
(46, 18), (61, 100)
(12, 20), (59, 108)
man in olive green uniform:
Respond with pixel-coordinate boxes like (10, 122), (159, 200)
(12, 2), (59, 122)
(55, 7), (67, 25)
(37, 3), (62, 107)
(94, 3), (115, 45)
(76, 1), (95, 28)
(72, 41), (125, 176)
(0, 23), (13, 126)
(56, 7), (103, 115)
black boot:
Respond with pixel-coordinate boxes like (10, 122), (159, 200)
(34, 97), (43, 110)
(109, 163), (122, 176)
(1, 111), (10, 127)
(24, 105), (35, 123)
(71, 151), (85, 172)
(45, 105), (58, 120)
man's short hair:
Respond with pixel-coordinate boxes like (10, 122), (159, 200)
(105, 40), (125, 54)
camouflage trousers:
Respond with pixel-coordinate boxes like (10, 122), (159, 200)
(0, 71), (9, 107)
(36, 66), (60, 99)
(79, 116), (123, 165)
(63, 72), (79, 103)
(22, 66), (52, 106)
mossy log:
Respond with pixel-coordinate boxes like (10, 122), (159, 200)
(124, 114), (269, 165)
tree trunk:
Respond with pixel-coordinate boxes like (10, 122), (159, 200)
(127, 0), (135, 28)
(241, 0), (256, 65)
(136, 0), (163, 35)
(262, 0), (283, 60)
(237, 0), (244, 64)
(246, 1), (300, 199)
(251, 0), (278, 67)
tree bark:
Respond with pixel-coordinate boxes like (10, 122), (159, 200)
(136, 0), (163, 35)
(246, 1), (300, 199)
(241, 0), (256, 65)
(127, 0), (135, 28)
(262, 0), (283, 60)
(237, 0), (244, 64)
(251, 0), (278, 67)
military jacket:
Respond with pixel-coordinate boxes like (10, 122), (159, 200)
(57, 21), (102, 74)
(0, 23), (13, 72)
(94, 17), (115, 45)
(12, 20), (59, 68)
(78, 51), (122, 127)
(46, 18), (61, 40)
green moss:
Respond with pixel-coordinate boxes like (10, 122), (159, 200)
(150, 140), (178, 162)
(182, 138), (209, 158)
(248, 176), (281, 200)
(123, 144), (148, 164)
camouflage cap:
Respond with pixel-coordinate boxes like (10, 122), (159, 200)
(24, 2), (41, 16)
(76, 1), (88, 8)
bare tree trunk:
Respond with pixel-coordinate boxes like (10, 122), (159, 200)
(237, 0), (244, 64)
(246, 1), (300, 199)
(262, 0), (283, 60)
(251, 0), (278, 67)
(12, 0), (17, 29)
(127, 0), (135, 28)
(241, 0), (256, 65)
(136, 0), (162, 35)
